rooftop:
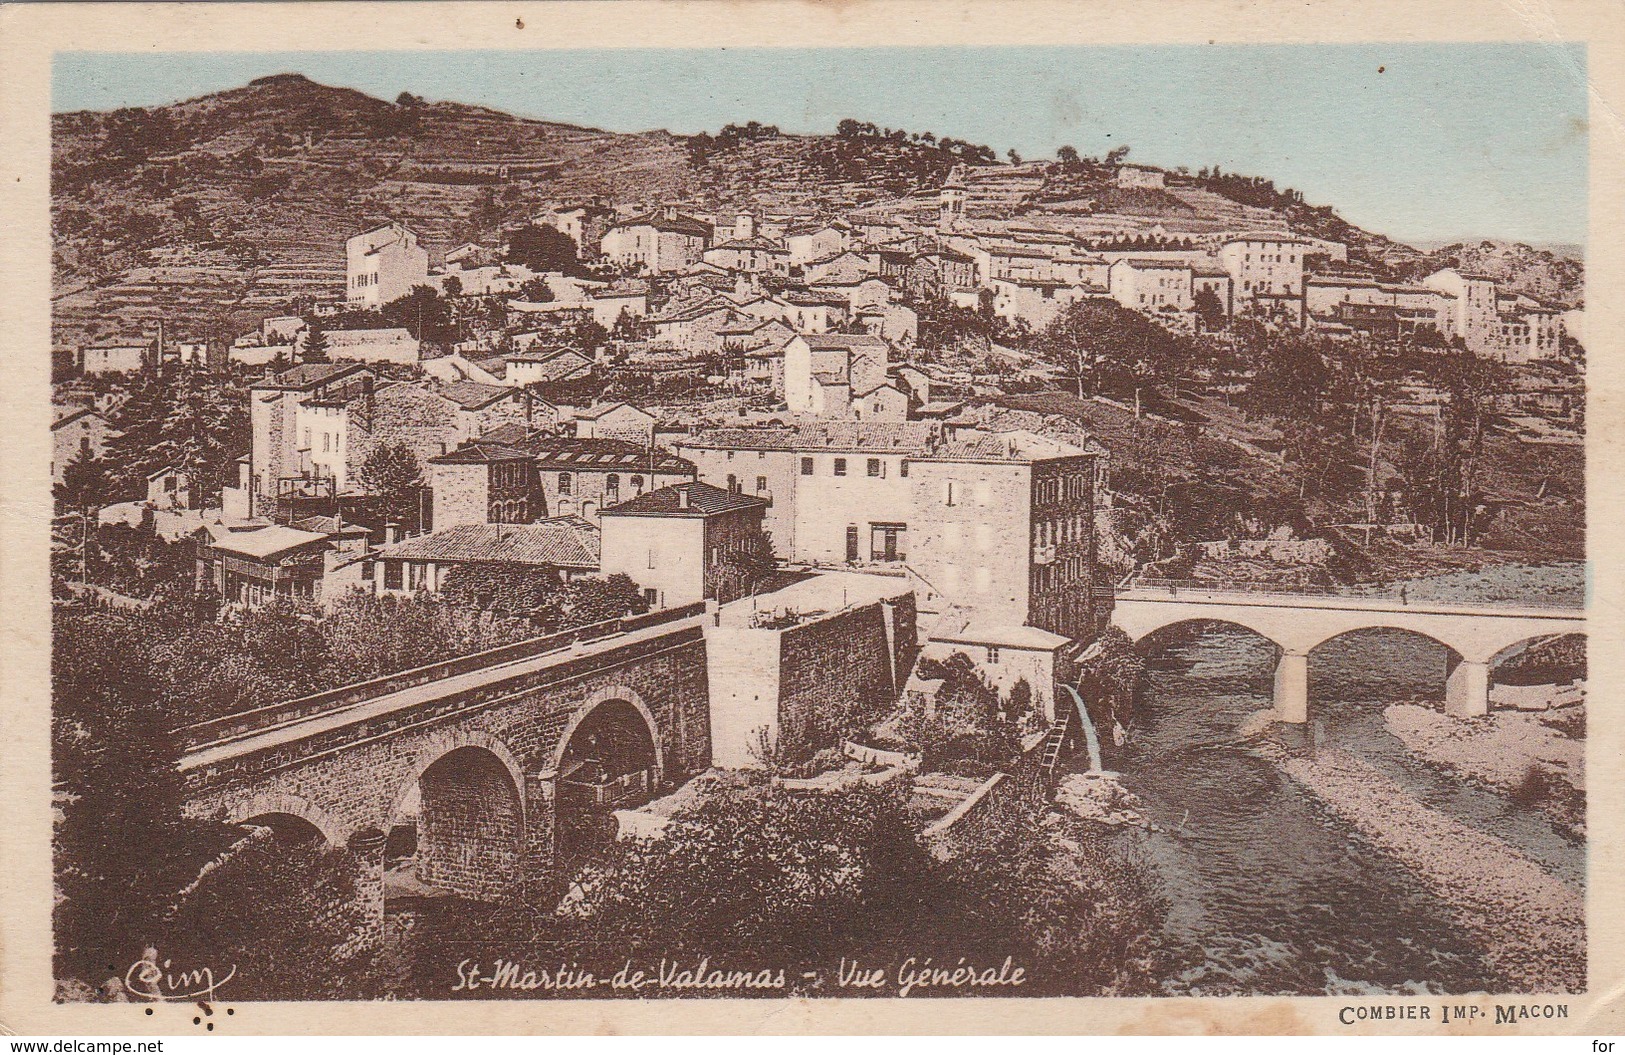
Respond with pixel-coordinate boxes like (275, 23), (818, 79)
(251, 362), (370, 392)
(436, 380), (518, 411)
(373, 518), (600, 569)
(428, 440), (537, 465)
(685, 421), (938, 454)
(207, 524), (332, 560)
(602, 481), (768, 518)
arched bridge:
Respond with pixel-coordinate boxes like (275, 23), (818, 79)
(179, 603), (715, 910)
(1112, 583), (1585, 722)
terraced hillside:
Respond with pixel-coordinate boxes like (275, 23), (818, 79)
(52, 72), (1436, 345)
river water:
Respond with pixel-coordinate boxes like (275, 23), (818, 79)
(1118, 621), (1584, 996)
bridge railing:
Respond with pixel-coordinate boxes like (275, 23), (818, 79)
(178, 601), (711, 749)
(1121, 577), (1585, 610)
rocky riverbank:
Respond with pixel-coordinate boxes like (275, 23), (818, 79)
(1384, 702), (1585, 837)
(1276, 746), (1584, 993)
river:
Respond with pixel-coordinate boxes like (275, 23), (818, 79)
(1118, 620), (1584, 996)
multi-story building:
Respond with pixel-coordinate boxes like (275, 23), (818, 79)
(674, 424), (1106, 640)
(600, 206), (712, 273)
(906, 430), (1101, 640)
(783, 333), (892, 420)
(1108, 258), (1194, 313)
(346, 221), (429, 309)
(599, 481), (770, 608)
(538, 202), (616, 260)
(1220, 234), (1311, 326)
(247, 363), (376, 519)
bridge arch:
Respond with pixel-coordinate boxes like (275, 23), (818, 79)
(550, 686), (664, 854)
(550, 685), (664, 781)
(1132, 616), (1287, 657)
(393, 731), (528, 901)
(226, 792), (346, 847)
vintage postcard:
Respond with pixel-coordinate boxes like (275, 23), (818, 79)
(1, 0), (1621, 1037)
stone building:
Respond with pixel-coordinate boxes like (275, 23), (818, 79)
(600, 206), (712, 274)
(1219, 234), (1311, 326)
(346, 221), (429, 310)
(705, 572), (918, 767)
(598, 481), (769, 608)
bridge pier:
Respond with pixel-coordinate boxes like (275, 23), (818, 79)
(1445, 659), (1490, 718)
(1273, 650), (1310, 724)
(345, 827), (388, 937)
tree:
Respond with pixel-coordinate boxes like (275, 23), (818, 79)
(518, 276), (554, 303)
(301, 320), (329, 364)
(52, 611), (224, 986)
(163, 836), (380, 999)
(710, 527), (778, 603)
(441, 562), (563, 618)
(380, 285), (456, 346)
(356, 442), (423, 529)
(1056, 145), (1081, 166)
(1192, 286), (1226, 332)
(506, 224), (583, 275)
(440, 274), (462, 298)
(1007, 149), (1022, 165)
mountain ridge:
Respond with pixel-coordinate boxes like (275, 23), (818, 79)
(50, 73), (1583, 344)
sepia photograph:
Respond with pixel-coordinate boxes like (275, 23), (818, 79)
(1, 2), (1615, 1035)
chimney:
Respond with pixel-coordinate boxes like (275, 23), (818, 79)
(662, 203), (679, 223)
(677, 487), (690, 510)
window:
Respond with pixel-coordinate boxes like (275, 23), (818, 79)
(408, 562), (428, 590)
(631, 475), (645, 493)
(606, 473), (620, 500)
(647, 547), (656, 569)
(756, 476), (767, 492)
(322, 433), (330, 453)
(867, 458), (882, 478)
(727, 474), (740, 493)
(643, 587), (659, 606)
(900, 461), (909, 478)
(164, 475), (177, 493)
(834, 458), (847, 477)
(845, 525), (860, 562)
(870, 523), (906, 562)
(558, 473), (572, 495)
(986, 646), (1001, 664)
(361, 559), (374, 582)
(800, 457), (815, 476)
(383, 561), (403, 590)
(945, 479), (959, 506)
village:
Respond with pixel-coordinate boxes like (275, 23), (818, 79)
(50, 104), (1590, 1001)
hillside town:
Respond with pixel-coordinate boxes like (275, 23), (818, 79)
(51, 77), (1588, 1003)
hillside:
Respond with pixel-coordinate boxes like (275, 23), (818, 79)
(1405, 240), (1585, 309)
(51, 72), (1498, 344)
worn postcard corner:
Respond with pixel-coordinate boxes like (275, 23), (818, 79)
(1, 0), (1622, 1037)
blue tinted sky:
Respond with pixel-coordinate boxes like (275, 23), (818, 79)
(52, 44), (1589, 246)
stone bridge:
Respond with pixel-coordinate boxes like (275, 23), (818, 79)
(179, 603), (714, 910)
(1112, 584), (1585, 722)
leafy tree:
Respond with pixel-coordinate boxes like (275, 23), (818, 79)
(380, 284), (456, 346)
(1056, 145), (1081, 166)
(1192, 286), (1226, 332)
(163, 836), (380, 999)
(52, 611), (225, 985)
(441, 561), (564, 617)
(356, 441), (423, 529)
(506, 224), (583, 275)
(440, 274), (462, 298)
(518, 276), (555, 303)
(1073, 626), (1145, 744)
(561, 780), (938, 965)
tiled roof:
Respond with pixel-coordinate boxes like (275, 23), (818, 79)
(375, 518), (600, 569)
(615, 211), (713, 238)
(437, 380), (518, 411)
(576, 401), (651, 421)
(602, 481), (767, 518)
(251, 362), (370, 391)
(924, 428), (1096, 463)
(428, 440), (537, 465)
(801, 333), (887, 351)
(1120, 258), (1193, 270)
(685, 421), (938, 453)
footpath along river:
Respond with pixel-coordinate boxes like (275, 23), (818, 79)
(1115, 564), (1586, 995)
